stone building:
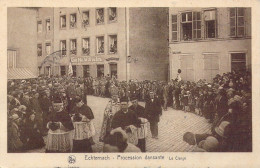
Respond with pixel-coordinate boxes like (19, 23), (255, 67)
(169, 7), (251, 82)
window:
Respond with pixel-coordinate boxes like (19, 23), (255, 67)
(45, 66), (51, 76)
(231, 53), (246, 72)
(72, 65), (77, 77)
(82, 11), (90, 27)
(96, 8), (104, 24)
(83, 65), (90, 78)
(70, 39), (77, 55)
(204, 54), (219, 82)
(204, 10), (217, 38)
(110, 63), (117, 78)
(181, 12), (192, 41)
(46, 19), (51, 32)
(37, 21), (42, 33)
(108, 8), (117, 22)
(60, 40), (66, 56)
(82, 38), (90, 55)
(109, 35), (117, 54)
(7, 49), (17, 68)
(70, 13), (77, 28)
(60, 15), (66, 28)
(230, 8), (245, 37)
(45, 43), (51, 55)
(172, 15), (178, 41)
(193, 12), (201, 39)
(60, 66), (66, 76)
(97, 36), (104, 54)
(37, 44), (42, 57)
(180, 55), (194, 81)
(97, 64), (104, 78)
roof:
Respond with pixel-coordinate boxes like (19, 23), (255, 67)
(8, 68), (37, 79)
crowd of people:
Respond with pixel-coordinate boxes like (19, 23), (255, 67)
(7, 69), (252, 152)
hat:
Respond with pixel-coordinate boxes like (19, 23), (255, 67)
(10, 108), (19, 115)
(199, 136), (219, 152)
(215, 121), (230, 138)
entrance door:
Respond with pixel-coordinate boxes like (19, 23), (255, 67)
(110, 63), (117, 78)
(97, 64), (104, 78)
(231, 53), (246, 72)
(83, 65), (90, 78)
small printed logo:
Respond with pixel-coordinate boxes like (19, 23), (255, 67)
(68, 155), (76, 164)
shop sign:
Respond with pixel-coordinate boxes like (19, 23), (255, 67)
(70, 57), (103, 63)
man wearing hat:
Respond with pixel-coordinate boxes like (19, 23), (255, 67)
(129, 95), (148, 152)
(145, 91), (162, 139)
(72, 96), (95, 152)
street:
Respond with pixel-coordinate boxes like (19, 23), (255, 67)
(27, 95), (211, 153)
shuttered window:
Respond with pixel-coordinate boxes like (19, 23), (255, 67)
(203, 54), (219, 82)
(180, 55), (194, 81)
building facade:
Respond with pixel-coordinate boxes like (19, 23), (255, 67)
(37, 7), (169, 81)
(169, 7), (251, 82)
(7, 7), (38, 78)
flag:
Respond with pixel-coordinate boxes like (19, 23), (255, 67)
(68, 61), (73, 76)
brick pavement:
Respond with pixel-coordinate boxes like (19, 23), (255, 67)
(26, 96), (211, 153)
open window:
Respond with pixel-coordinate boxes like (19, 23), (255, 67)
(37, 44), (42, 57)
(70, 13), (77, 28)
(204, 9), (217, 38)
(96, 8), (104, 24)
(82, 38), (90, 55)
(109, 35), (117, 54)
(60, 40), (66, 56)
(97, 36), (104, 54)
(82, 11), (90, 27)
(60, 15), (66, 29)
(45, 43), (51, 56)
(46, 19), (51, 32)
(108, 8), (117, 22)
(181, 12), (192, 41)
(70, 39), (77, 55)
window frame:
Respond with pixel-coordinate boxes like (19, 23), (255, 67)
(108, 7), (117, 23)
(45, 18), (51, 32)
(108, 34), (117, 54)
(96, 35), (105, 55)
(45, 42), (52, 56)
(37, 20), (42, 33)
(180, 11), (193, 41)
(171, 14), (178, 41)
(60, 65), (66, 76)
(37, 43), (43, 57)
(96, 8), (105, 25)
(82, 37), (90, 56)
(60, 15), (67, 29)
(203, 9), (218, 39)
(60, 40), (67, 57)
(229, 7), (245, 37)
(70, 13), (77, 29)
(82, 10), (90, 28)
(70, 39), (77, 55)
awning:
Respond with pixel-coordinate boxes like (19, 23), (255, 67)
(8, 68), (37, 79)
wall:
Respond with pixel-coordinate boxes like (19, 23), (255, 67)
(8, 7), (38, 75)
(169, 7), (251, 82)
(51, 7), (127, 80)
(129, 7), (169, 81)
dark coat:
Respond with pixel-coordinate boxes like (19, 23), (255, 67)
(129, 104), (147, 127)
(145, 98), (162, 123)
(48, 110), (74, 131)
(111, 109), (140, 129)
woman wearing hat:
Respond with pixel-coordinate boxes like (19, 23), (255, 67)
(8, 114), (24, 152)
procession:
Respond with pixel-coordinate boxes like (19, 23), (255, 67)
(7, 7), (252, 153)
(7, 69), (252, 153)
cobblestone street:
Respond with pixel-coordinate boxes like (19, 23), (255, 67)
(27, 95), (211, 153)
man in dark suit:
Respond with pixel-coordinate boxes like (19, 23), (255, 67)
(145, 91), (162, 139)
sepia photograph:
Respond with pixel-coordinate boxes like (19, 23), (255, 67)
(7, 7), (252, 155)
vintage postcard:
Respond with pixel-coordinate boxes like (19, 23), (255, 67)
(0, 0), (260, 167)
